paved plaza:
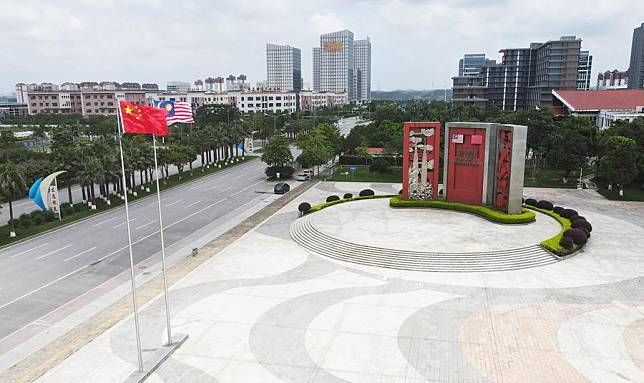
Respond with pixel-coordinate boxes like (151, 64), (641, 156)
(34, 182), (644, 383)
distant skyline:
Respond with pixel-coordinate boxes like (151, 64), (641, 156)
(1, 0), (643, 95)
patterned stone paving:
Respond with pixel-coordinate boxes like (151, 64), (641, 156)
(36, 183), (644, 383)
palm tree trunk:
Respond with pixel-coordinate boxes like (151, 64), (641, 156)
(81, 184), (86, 201)
(8, 199), (15, 234)
(67, 184), (73, 205)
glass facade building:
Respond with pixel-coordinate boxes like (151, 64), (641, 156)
(353, 38), (371, 102)
(628, 23), (644, 89)
(319, 30), (354, 100)
(266, 44), (302, 92)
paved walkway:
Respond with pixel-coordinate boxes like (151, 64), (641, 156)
(33, 183), (644, 382)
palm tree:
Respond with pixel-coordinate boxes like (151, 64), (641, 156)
(0, 163), (27, 237)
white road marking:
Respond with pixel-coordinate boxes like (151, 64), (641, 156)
(135, 220), (157, 230)
(202, 184), (218, 192)
(165, 199), (183, 207)
(185, 200), (202, 208)
(35, 245), (72, 260)
(222, 186), (233, 192)
(91, 216), (119, 227)
(189, 183), (203, 191)
(232, 174), (245, 179)
(112, 218), (136, 229)
(229, 179), (265, 197)
(0, 159), (263, 311)
(63, 247), (97, 262)
(10, 243), (49, 259)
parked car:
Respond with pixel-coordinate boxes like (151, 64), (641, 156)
(274, 182), (291, 194)
(296, 173), (310, 181)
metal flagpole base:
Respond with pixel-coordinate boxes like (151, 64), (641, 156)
(123, 334), (188, 383)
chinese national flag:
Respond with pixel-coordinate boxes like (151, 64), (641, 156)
(119, 100), (168, 136)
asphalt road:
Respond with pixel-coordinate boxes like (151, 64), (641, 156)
(0, 157), (286, 344)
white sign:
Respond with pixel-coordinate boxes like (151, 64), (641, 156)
(451, 134), (464, 144)
(49, 185), (61, 219)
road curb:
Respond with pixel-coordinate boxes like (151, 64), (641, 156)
(0, 179), (318, 383)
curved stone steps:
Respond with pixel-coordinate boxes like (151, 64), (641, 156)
(290, 215), (559, 272)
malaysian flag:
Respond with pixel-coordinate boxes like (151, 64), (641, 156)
(152, 100), (194, 125)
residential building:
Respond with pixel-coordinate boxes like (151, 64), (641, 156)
(353, 38), (371, 103)
(597, 70), (629, 89)
(577, 50), (593, 90)
(628, 22), (644, 89)
(458, 54), (491, 77)
(298, 91), (348, 111)
(551, 89), (644, 128)
(266, 44), (302, 92)
(451, 75), (488, 109)
(236, 90), (297, 114)
(452, 36), (588, 111)
(312, 47), (321, 91)
(0, 102), (28, 118)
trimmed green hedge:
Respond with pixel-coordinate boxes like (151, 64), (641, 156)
(308, 194), (395, 214)
(524, 205), (576, 256)
(389, 196), (535, 224)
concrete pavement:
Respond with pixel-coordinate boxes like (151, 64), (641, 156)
(26, 182), (644, 382)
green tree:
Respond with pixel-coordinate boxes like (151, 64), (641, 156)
(356, 144), (369, 167)
(599, 136), (640, 195)
(0, 163), (27, 236)
(261, 134), (293, 168)
(298, 131), (334, 175)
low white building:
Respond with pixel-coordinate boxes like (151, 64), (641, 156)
(596, 108), (644, 129)
(236, 91), (297, 114)
(298, 91), (348, 111)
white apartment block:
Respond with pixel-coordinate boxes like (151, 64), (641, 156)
(298, 91), (348, 111)
(236, 91), (297, 114)
(266, 44), (302, 92)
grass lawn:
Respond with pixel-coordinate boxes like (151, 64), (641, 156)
(0, 157), (257, 248)
(327, 165), (402, 183)
(523, 168), (580, 189)
(595, 179), (644, 202)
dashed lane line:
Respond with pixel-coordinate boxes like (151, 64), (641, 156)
(63, 247), (97, 263)
(35, 245), (72, 260)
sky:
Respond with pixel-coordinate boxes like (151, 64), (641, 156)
(1, 0), (643, 95)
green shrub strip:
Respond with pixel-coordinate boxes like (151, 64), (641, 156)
(389, 196), (535, 224)
(523, 205), (577, 257)
(307, 194), (395, 214)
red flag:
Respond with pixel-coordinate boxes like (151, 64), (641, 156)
(119, 100), (168, 136)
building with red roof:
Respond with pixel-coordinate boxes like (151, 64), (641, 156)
(551, 89), (644, 128)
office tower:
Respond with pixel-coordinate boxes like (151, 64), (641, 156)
(312, 47), (321, 92)
(319, 30), (354, 100)
(458, 54), (489, 77)
(628, 23), (644, 89)
(353, 38), (371, 102)
(266, 44), (302, 92)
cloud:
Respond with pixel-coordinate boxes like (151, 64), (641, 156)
(0, 0), (643, 94)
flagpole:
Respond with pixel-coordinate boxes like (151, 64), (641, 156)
(117, 101), (144, 373)
(153, 134), (173, 345)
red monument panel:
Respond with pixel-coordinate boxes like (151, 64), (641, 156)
(402, 122), (441, 200)
(446, 127), (486, 205)
(495, 129), (513, 212)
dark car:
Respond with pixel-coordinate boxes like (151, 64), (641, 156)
(274, 182), (290, 194)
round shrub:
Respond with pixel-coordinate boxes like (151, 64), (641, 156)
(560, 209), (578, 220)
(553, 206), (564, 215)
(563, 229), (574, 238)
(343, 193), (353, 199)
(326, 195), (340, 203)
(18, 214), (33, 229)
(559, 236), (574, 250)
(8, 218), (19, 229)
(30, 211), (46, 225)
(43, 210), (56, 222)
(359, 189), (375, 197)
(61, 203), (74, 216)
(572, 219), (593, 233)
(536, 200), (554, 210)
(368, 158), (390, 173)
(524, 198), (538, 206)
(573, 216), (586, 222)
(398, 189), (403, 195)
(568, 228), (588, 245)
(579, 227), (591, 238)
(298, 202), (311, 214)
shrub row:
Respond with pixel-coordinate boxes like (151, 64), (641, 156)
(298, 189), (394, 215)
(339, 155), (399, 166)
(390, 196), (536, 224)
(524, 200), (593, 257)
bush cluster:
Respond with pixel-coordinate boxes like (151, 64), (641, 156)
(265, 166), (295, 179)
(368, 158), (390, 173)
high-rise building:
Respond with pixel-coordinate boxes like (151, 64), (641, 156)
(458, 54), (490, 77)
(353, 38), (371, 102)
(314, 29), (371, 102)
(266, 44), (302, 92)
(453, 36), (587, 110)
(319, 30), (354, 100)
(577, 50), (593, 90)
(312, 47), (321, 92)
(628, 23), (644, 89)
